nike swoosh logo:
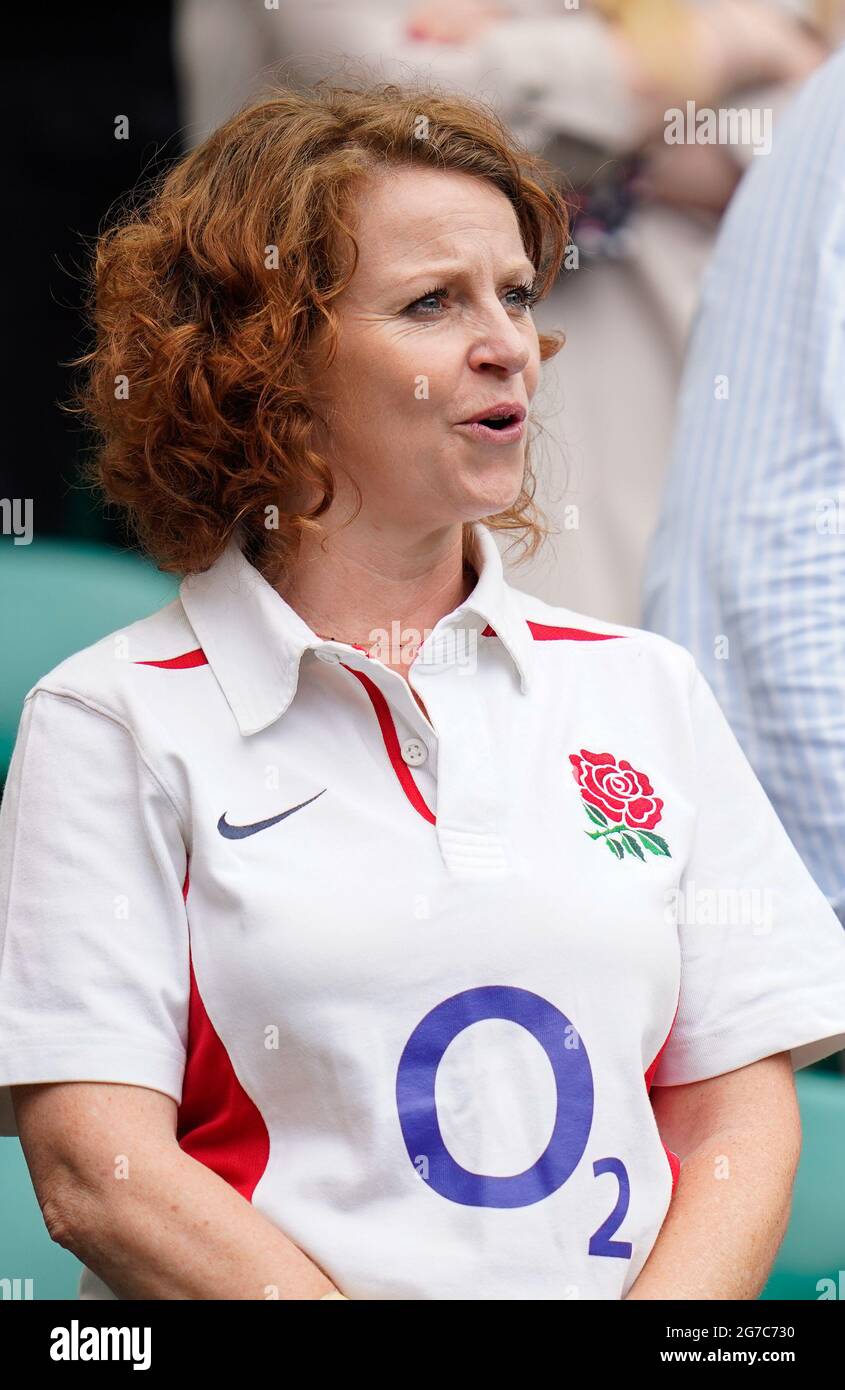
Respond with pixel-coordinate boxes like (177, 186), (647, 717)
(217, 789), (327, 839)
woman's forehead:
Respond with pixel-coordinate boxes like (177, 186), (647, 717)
(347, 169), (527, 276)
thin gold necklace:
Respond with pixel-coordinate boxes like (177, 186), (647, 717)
(312, 561), (477, 656)
(314, 628), (377, 655)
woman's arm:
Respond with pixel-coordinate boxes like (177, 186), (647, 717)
(625, 1051), (801, 1299)
(13, 1080), (340, 1300)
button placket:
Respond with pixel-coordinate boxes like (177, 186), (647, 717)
(412, 665), (511, 878)
(316, 645), (439, 785)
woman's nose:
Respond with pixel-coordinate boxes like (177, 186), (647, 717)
(466, 326), (532, 376)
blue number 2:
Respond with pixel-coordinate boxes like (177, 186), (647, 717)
(589, 1158), (633, 1259)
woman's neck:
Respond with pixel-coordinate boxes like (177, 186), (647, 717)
(276, 523), (478, 686)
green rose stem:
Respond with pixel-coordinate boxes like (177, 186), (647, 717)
(585, 823), (634, 840)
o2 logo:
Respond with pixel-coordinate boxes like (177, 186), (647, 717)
(396, 985), (632, 1259)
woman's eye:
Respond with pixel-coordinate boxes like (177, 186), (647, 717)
(505, 281), (540, 310)
(404, 286), (448, 316)
(403, 281), (540, 317)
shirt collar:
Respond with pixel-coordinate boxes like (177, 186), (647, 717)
(179, 520), (534, 736)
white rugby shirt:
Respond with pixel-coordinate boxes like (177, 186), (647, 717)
(2, 521), (845, 1302)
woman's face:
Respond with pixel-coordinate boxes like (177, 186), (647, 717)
(309, 166), (542, 532)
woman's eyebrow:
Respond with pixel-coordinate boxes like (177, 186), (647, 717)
(397, 258), (537, 288)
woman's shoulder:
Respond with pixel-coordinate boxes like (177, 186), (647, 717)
(22, 596), (199, 727)
(509, 585), (698, 682)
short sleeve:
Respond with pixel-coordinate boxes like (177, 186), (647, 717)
(0, 689), (190, 1137)
(651, 661), (845, 1088)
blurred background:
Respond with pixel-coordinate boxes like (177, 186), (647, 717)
(1, 0), (844, 1300)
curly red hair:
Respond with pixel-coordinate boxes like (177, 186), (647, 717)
(69, 78), (570, 584)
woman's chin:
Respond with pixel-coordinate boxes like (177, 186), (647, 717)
(436, 458), (525, 515)
(457, 477), (526, 520)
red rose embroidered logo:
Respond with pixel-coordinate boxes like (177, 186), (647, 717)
(568, 749), (671, 862)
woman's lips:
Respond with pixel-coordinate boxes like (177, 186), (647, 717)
(453, 417), (526, 443)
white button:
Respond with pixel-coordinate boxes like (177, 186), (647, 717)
(315, 649), (341, 664)
(400, 737), (428, 767)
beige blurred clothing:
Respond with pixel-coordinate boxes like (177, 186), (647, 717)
(174, 0), (649, 148)
(523, 201), (716, 623)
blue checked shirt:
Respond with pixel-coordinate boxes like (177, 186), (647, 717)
(643, 47), (845, 927)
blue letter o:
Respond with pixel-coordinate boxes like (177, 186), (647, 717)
(396, 985), (594, 1208)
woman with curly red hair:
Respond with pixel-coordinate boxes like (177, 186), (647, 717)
(1, 79), (844, 1302)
